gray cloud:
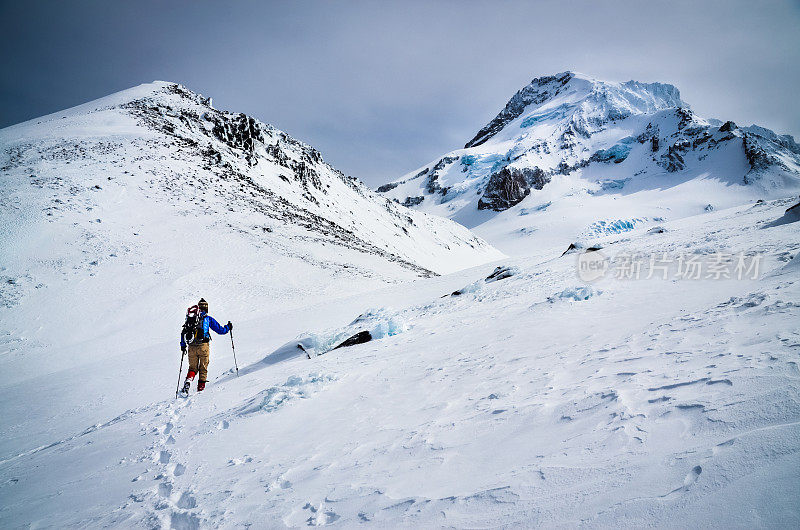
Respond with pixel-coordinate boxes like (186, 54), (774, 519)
(1, 0), (798, 186)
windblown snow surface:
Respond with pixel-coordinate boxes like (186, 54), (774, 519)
(1, 79), (800, 528)
(0, 80), (501, 384)
(1, 197), (799, 526)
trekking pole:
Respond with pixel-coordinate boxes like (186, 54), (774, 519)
(230, 328), (239, 376)
(175, 348), (186, 398)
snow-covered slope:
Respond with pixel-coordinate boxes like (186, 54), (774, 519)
(1, 195), (797, 528)
(1, 77), (798, 528)
(0, 81), (502, 377)
(379, 72), (800, 253)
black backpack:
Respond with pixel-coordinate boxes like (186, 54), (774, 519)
(181, 305), (206, 346)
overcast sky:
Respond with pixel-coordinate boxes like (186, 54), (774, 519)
(1, 0), (798, 186)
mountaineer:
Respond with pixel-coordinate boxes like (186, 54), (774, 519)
(179, 298), (232, 394)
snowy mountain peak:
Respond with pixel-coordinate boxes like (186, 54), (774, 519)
(465, 71), (684, 148)
(0, 81), (505, 370)
(2, 80), (503, 276)
(378, 71), (799, 253)
(7, 81), (203, 130)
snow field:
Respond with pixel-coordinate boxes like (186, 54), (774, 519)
(2, 75), (799, 527)
(1, 197), (797, 527)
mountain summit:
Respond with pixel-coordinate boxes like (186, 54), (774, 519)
(0, 81), (503, 376)
(377, 71), (800, 251)
(465, 71), (685, 149)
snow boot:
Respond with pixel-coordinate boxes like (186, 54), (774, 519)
(198, 381), (206, 392)
(180, 379), (191, 396)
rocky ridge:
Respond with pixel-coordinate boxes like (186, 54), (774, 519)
(379, 72), (800, 213)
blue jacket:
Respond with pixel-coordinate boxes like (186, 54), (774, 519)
(181, 312), (229, 348)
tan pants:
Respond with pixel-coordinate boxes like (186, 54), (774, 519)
(187, 342), (210, 382)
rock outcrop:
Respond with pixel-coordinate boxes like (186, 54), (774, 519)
(377, 71), (800, 216)
(478, 167), (549, 211)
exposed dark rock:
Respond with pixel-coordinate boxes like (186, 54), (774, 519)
(561, 243), (579, 256)
(555, 161), (572, 175)
(210, 113), (263, 165)
(333, 330), (372, 350)
(720, 121), (738, 132)
(377, 169), (428, 194)
(478, 168), (529, 211)
(652, 136), (659, 152)
(647, 226), (666, 234)
(637, 123), (659, 144)
(661, 140), (689, 172)
(424, 178), (441, 195)
(465, 72), (574, 148)
(402, 196), (424, 207)
(302, 147), (322, 165)
(117, 84), (439, 278)
(485, 266), (516, 283)
(290, 160), (322, 194)
(692, 132), (712, 148)
(425, 156), (459, 195)
(523, 167), (550, 189)
(674, 139), (691, 151)
(549, 159), (590, 177)
(376, 182), (399, 193)
(676, 107), (694, 130)
(449, 265), (518, 296)
(202, 145), (223, 165)
(478, 166), (550, 211)
(743, 134), (777, 173)
(432, 156), (459, 173)
(265, 142), (289, 166)
(561, 243), (602, 257)
(424, 175), (441, 194)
